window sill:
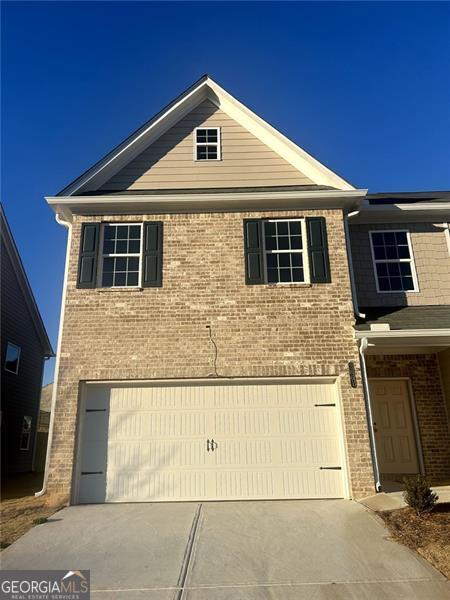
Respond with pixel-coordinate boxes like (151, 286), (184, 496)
(95, 287), (144, 292)
(266, 283), (313, 288)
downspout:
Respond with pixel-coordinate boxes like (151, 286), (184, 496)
(344, 208), (381, 491)
(359, 337), (382, 492)
(35, 212), (72, 497)
(344, 210), (365, 319)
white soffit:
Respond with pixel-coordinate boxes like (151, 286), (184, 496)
(58, 76), (355, 196)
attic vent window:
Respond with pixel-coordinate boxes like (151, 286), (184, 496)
(195, 127), (220, 161)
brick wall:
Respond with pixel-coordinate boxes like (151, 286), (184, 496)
(47, 209), (375, 501)
(366, 354), (450, 484)
(350, 222), (450, 307)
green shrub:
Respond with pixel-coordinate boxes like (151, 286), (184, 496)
(32, 517), (48, 526)
(403, 475), (438, 516)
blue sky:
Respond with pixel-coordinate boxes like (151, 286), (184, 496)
(2, 1), (450, 385)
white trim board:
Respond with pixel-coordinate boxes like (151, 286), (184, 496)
(57, 75), (355, 196)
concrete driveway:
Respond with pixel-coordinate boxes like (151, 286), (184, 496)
(1, 500), (448, 599)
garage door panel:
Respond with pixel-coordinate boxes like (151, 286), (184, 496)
(108, 440), (208, 468)
(76, 381), (346, 503)
(107, 470), (208, 501)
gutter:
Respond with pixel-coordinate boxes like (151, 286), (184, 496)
(35, 213), (73, 498)
(358, 337), (382, 492)
(354, 328), (450, 340)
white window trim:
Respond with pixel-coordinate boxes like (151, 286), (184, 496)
(97, 223), (143, 289)
(369, 229), (419, 294)
(4, 342), (21, 374)
(20, 416), (32, 451)
(262, 218), (310, 285)
(194, 127), (221, 161)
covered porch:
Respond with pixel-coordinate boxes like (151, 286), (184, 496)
(356, 306), (450, 492)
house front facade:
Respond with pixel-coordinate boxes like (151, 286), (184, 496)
(43, 77), (449, 505)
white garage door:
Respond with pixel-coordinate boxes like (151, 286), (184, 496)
(74, 380), (347, 504)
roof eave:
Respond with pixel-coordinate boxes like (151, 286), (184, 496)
(349, 201), (450, 223)
(47, 189), (367, 220)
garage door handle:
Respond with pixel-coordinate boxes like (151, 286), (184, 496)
(211, 439), (218, 451)
(320, 466), (342, 470)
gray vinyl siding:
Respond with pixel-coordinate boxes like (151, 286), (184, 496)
(100, 100), (313, 190)
(1, 237), (45, 473)
(350, 222), (450, 307)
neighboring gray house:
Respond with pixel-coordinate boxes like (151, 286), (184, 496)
(1, 205), (54, 475)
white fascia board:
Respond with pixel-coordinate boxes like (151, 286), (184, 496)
(349, 202), (450, 224)
(59, 76), (356, 196)
(46, 189), (366, 218)
(205, 78), (355, 191)
(355, 329), (450, 340)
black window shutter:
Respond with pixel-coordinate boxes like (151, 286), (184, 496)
(143, 222), (163, 287)
(77, 223), (100, 288)
(306, 217), (331, 283)
(243, 219), (264, 284)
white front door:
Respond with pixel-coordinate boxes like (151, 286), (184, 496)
(370, 379), (420, 475)
(75, 380), (347, 503)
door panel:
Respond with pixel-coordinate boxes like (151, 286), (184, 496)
(370, 380), (420, 475)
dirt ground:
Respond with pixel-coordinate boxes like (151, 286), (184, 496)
(380, 504), (450, 579)
(0, 495), (62, 548)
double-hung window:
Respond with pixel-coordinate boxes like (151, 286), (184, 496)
(99, 223), (142, 287)
(264, 219), (309, 284)
(20, 416), (32, 451)
(370, 230), (418, 292)
(195, 127), (220, 160)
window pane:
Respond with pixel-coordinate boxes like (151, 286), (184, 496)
(102, 271), (114, 287)
(402, 276), (414, 290)
(196, 129), (207, 142)
(378, 277), (390, 291)
(206, 130), (217, 142)
(278, 237), (289, 250)
(267, 268), (278, 283)
(116, 257), (127, 271)
(291, 254), (303, 267)
(265, 236), (277, 251)
(398, 245), (410, 259)
(116, 240), (127, 253)
(376, 263), (388, 276)
(104, 225), (115, 240)
(371, 232), (384, 246)
(103, 240), (115, 254)
(400, 262), (412, 276)
(206, 147), (217, 159)
(277, 222), (288, 236)
(129, 225), (141, 239)
(374, 246), (386, 260)
(279, 269), (291, 282)
(128, 257), (139, 271)
(387, 263), (400, 276)
(289, 221), (301, 236)
(385, 245), (398, 259)
(384, 232), (396, 245)
(5, 343), (20, 373)
(127, 272), (139, 287)
(266, 254), (277, 268)
(197, 147), (207, 159)
(389, 277), (402, 290)
(279, 254), (290, 267)
(128, 240), (140, 253)
(114, 272), (126, 287)
(117, 226), (128, 240)
(103, 257), (114, 272)
(292, 268), (304, 282)
(265, 222), (276, 236)
(395, 231), (407, 245)
(290, 236), (302, 250)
